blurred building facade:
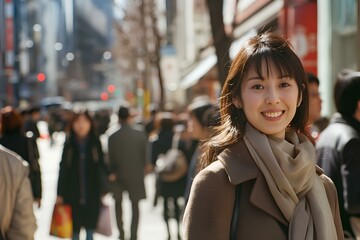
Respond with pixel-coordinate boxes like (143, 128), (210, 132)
(1, 0), (359, 117)
(0, 0), (113, 106)
(170, 0), (359, 116)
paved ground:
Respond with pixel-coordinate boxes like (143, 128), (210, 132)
(34, 128), (184, 240)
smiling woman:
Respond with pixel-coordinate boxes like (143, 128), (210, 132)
(233, 61), (300, 139)
(182, 32), (345, 240)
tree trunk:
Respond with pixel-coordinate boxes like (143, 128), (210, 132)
(206, 0), (232, 87)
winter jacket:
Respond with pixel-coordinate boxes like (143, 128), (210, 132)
(108, 124), (147, 201)
(317, 113), (360, 236)
(57, 134), (106, 231)
(0, 134), (42, 200)
(0, 145), (37, 240)
(183, 139), (344, 240)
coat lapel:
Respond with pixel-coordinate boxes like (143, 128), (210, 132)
(218, 140), (288, 226)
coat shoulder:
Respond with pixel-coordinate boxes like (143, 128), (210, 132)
(193, 161), (232, 191)
(319, 173), (337, 197)
(0, 145), (29, 174)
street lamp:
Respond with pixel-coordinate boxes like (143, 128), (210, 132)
(65, 52), (75, 61)
(54, 42), (63, 51)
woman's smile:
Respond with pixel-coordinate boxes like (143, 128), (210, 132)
(261, 110), (285, 119)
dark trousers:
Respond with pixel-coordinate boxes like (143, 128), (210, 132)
(115, 195), (139, 240)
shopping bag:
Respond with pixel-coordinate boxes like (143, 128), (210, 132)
(49, 204), (73, 238)
(95, 204), (112, 236)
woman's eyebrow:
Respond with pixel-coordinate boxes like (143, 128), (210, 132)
(246, 75), (263, 81)
(278, 74), (291, 78)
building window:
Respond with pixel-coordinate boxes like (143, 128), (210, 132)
(333, 0), (357, 35)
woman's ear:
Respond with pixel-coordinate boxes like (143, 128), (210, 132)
(297, 84), (305, 107)
(232, 97), (242, 109)
(297, 93), (302, 107)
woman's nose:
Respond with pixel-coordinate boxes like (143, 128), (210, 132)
(264, 88), (280, 105)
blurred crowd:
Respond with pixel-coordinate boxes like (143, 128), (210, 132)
(0, 66), (359, 240)
(0, 94), (220, 240)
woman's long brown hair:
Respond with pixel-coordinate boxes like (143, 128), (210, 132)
(198, 32), (310, 170)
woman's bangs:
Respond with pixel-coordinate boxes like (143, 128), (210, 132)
(246, 47), (296, 79)
(269, 52), (296, 78)
(244, 53), (266, 78)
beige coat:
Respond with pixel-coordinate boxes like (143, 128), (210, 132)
(183, 140), (344, 240)
(0, 145), (37, 240)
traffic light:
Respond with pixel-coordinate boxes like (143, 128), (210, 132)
(107, 84), (116, 93)
(100, 92), (109, 101)
(37, 72), (46, 82)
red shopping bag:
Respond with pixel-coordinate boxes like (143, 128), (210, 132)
(95, 204), (112, 236)
(49, 204), (73, 238)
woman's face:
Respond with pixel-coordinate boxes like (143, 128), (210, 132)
(233, 61), (301, 139)
(307, 82), (322, 125)
(72, 114), (91, 138)
(188, 114), (207, 140)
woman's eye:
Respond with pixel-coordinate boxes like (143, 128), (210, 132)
(251, 84), (264, 90)
(280, 82), (290, 88)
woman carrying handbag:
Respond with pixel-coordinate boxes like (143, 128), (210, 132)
(56, 110), (111, 240)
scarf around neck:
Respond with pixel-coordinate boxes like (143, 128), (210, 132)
(243, 123), (337, 240)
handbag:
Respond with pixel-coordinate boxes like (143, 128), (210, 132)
(155, 133), (188, 182)
(49, 204), (73, 238)
(95, 204), (112, 236)
(230, 184), (242, 240)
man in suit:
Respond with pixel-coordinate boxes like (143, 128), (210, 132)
(108, 106), (149, 240)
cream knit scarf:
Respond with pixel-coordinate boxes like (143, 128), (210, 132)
(243, 123), (337, 240)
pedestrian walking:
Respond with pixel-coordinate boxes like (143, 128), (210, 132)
(23, 105), (42, 140)
(56, 110), (109, 240)
(150, 112), (191, 240)
(183, 32), (344, 239)
(184, 97), (220, 204)
(108, 106), (149, 240)
(317, 70), (360, 239)
(0, 144), (37, 240)
(0, 106), (42, 208)
(305, 72), (326, 140)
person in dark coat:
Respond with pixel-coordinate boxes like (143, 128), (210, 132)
(317, 71), (360, 239)
(23, 106), (41, 140)
(0, 106), (42, 208)
(184, 97), (220, 204)
(108, 106), (148, 240)
(56, 110), (109, 240)
(150, 112), (192, 240)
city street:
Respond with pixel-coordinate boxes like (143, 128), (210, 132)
(34, 124), (183, 240)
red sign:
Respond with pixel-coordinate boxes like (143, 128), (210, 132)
(280, 2), (318, 75)
(287, 2), (318, 75)
(4, 0), (14, 68)
(5, 18), (14, 50)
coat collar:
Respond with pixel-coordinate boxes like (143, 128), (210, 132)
(218, 139), (288, 225)
(218, 139), (259, 185)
